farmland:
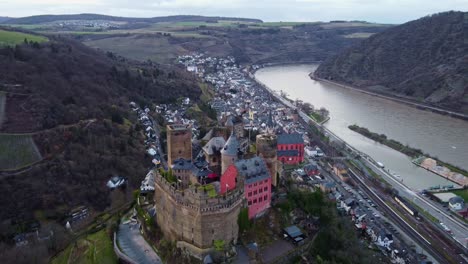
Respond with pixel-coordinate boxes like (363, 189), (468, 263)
(0, 29), (48, 46)
(0, 134), (42, 170)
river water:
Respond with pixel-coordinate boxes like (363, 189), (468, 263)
(255, 64), (468, 190)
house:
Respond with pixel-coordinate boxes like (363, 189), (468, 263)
(304, 163), (320, 176)
(376, 230), (393, 248)
(341, 198), (355, 213)
(106, 176), (126, 189)
(339, 173), (350, 182)
(283, 225), (305, 244)
(448, 196), (464, 211)
(333, 162), (347, 176)
(320, 181), (336, 193)
(277, 133), (304, 165)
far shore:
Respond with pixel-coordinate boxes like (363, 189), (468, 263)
(308, 71), (468, 121)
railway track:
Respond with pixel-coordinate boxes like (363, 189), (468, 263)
(348, 168), (467, 264)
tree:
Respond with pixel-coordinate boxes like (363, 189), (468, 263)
(302, 102), (314, 115)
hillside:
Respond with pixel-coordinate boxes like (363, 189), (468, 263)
(315, 11), (468, 114)
(0, 29), (201, 260)
(1, 13), (262, 24)
(78, 21), (390, 64)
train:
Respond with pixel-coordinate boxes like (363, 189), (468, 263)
(394, 195), (419, 217)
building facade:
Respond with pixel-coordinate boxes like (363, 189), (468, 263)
(277, 133), (304, 165)
(220, 157), (271, 219)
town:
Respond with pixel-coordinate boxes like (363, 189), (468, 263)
(109, 53), (468, 264)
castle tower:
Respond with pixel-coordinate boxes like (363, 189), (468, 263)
(221, 133), (240, 175)
(167, 124), (192, 166)
(256, 134), (278, 186)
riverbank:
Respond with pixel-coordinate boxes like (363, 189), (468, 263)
(309, 72), (468, 121)
(348, 124), (468, 187)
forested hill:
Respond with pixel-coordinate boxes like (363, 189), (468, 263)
(0, 35), (200, 132)
(1, 13), (262, 24)
(315, 11), (468, 114)
(0, 30), (201, 257)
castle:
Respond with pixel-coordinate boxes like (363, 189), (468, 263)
(154, 116), (277, 258)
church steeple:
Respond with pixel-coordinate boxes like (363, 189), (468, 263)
(266, 110), (275, 134)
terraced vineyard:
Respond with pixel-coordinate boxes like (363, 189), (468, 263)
(0, 134), (42, 170)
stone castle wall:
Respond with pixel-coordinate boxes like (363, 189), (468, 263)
(154, 172), (243, 251)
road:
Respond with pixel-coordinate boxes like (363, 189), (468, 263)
(347, 167), (468, 264)
(362, 158), (468, 250)
(117, 221), (162, 264)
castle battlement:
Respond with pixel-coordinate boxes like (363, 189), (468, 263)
(154, 170), (244, 213)
(154, 169), (243, 253)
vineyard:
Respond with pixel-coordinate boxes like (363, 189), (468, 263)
(0, 134), (42, 170)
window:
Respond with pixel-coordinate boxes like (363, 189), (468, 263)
(259, 188), (262, 193)
(248, 192), (252, 197)
(254, 190), (257, 195)
(248, 200), (252, 206)
(264, 195), (268, 200)
(253, 199), (257, 204)
(259, 197), (263, 202)
(264, 187), (268, 191)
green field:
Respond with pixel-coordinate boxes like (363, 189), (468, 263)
(451, 189), (468, 203)
(51, 230), (117, 264)
(0, 134), (42, 170)
(0, 29), (48, 46)
(0, 92), (5, 127)
(344, 32), (375, 38)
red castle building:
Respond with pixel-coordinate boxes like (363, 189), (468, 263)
(277, 133), (304, 165)
(220, 156), (271, 219)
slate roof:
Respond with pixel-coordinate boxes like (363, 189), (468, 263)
(449, 196), (464, 204)
(221, 133), (240, 156)
(171, 158), (194, 170)
(277, 150), (299, 157)
(304, 163), (318, 171)
(202, 137), (226, 155)
(235, 156), (270, 184)
(284, 225), (303, 238)
(277, 133), (304, 145)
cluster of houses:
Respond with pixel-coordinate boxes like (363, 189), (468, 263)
(331, 167), (415, 263)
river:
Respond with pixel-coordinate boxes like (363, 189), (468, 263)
(255, 64), (468, 190)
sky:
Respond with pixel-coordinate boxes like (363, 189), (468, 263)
(0, 0), (466, 24)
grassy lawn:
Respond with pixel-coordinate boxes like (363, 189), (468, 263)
(451, 189), (468, 203)
(0, 29), (48, 46)
(51, 230), (117, 264)
(0, 134), (42, 170)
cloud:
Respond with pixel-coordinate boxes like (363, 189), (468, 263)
(0, 0), (465, 23)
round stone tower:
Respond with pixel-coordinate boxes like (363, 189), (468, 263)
(256, 134), (278, 186)
(221, 133), (240, 175)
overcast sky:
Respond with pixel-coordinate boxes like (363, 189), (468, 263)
(0, 0), (466, 23)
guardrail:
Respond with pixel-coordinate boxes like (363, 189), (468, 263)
(113, 231), (138, 264)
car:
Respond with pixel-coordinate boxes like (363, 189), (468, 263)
(367, 199), (372, 203)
